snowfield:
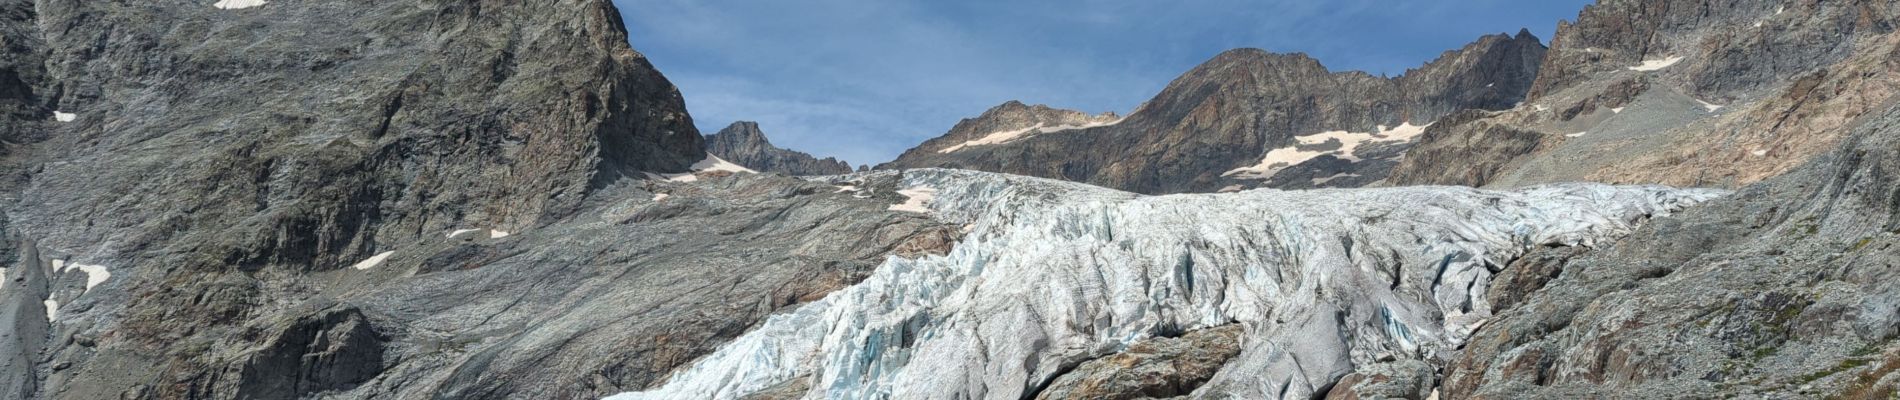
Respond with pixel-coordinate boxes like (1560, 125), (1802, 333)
(611, 169), (1724, 400)
(1225, 122), (1431, 180)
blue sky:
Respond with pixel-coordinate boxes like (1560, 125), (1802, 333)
(615, 0), (1595, 166)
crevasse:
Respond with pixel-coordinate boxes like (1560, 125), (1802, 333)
(608, 169), (1725, 400)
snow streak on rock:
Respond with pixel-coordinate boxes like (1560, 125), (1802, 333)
(610, 169), (1724, 400)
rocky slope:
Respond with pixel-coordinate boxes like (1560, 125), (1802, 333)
(1445, 88), (1900, 400)
(1388, 0), (1900, 189)
(880, 31), (1547, 194)
(880, 100), (1123, 159)
(3, 0), (1898, 399)
(704, 121), (853, 176)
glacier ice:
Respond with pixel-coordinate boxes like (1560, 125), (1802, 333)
(609, 169), (1725, 400)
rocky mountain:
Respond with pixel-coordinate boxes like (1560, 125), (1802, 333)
(4, 0), (1900, 399)
(880, 30), (1548, 194)
(1388, 1), (1900, 189)
(0, 0), (956, 399)
(881, 100), (1122, 158)
(703, 121), (853, 176)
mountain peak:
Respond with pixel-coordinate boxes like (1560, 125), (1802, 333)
(705, 121), (853, 175)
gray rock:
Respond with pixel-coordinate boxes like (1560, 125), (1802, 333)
(1034, 325), (1244, 400)
(1322, 360), (1436, 400)
(705, 121), (853, 175)
(1449, 99), (1900, 399)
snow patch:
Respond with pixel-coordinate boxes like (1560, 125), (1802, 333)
(1610, 107), (1625, 114)
(447, 229), (482, 239)
(1751, 149), (1769, 156)
(213, 0), (265, 9)
(73, 264), (109, 291)
(43, 300), (57, 321)
(1217, 185), (1245, 193)
(47, 260), (111, 293)
(652, 193), (671, 201)
(51, 111), (75, 122)
(489, 230), (510, 239)
(1695, 99), (1725, 112)
(1533, 104), (1549, 112)
(834, 185), (859, 193)
(647, 155), (757, 182)
(351, 251), (395, 270)
(1311, 173), (1360, 186)
(1224, 122), (1431, 180)
(1629, 56), (1684, 72)
(888, 187), (937, 213)
(939, 118), (1123, 153)
(1567, 132), (1588, 138)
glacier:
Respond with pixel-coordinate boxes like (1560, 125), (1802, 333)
(608, 169), (1725, 400)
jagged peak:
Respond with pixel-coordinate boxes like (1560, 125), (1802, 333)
(1515, 27), (1538, 41)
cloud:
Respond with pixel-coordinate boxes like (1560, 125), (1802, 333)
(616, 0), (1593, 165)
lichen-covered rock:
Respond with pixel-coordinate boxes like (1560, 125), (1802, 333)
(1034, 325), (1244, 400)
(1323, 360), (1436, 400)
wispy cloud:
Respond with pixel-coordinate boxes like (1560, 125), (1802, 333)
(616, 0), (1593, 165)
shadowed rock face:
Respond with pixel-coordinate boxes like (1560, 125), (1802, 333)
(705, 121), (853, 176)
(880, 31), (1547, 194)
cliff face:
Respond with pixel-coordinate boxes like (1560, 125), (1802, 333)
(704, 121), (853, 175)
(0, 1), (956, 399)
(880, 31), (1547, 194)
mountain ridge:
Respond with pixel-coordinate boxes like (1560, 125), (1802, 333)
(879, 30), (1548, 194)
(704, 121), (854, 176)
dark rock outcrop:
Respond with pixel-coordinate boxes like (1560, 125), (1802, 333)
(881, 31), (1547, 194)
(704, 121), (853, 175)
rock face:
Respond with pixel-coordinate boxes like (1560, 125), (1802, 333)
(880, 31), (1547, 194)
(1388, 1), (1900, 189)
(1035, 325), (1245, 400)
(0, 1), (964, 399)
(1448, 95), (1900, 400)
(704, 121), (853, 176)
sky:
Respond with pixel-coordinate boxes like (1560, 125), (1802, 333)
(614, 0), (1596, 166)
